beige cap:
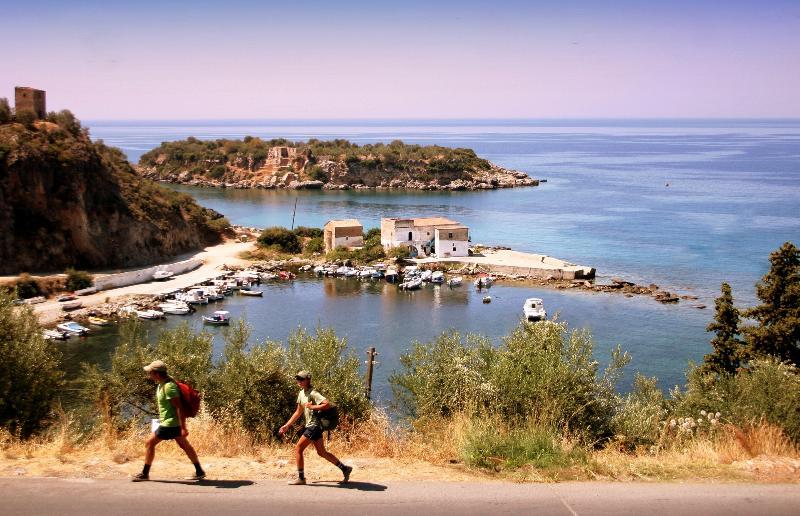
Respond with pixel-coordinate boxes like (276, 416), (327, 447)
(144, 360), (168, 373)
(294, 370), (311, 380)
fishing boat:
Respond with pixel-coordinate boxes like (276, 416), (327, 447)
(371, 270), (385, 280)
(448, 276), (463, 287)
(385, 267), (399, 283)
(179, 289), (209, 305)
(88, 316), (110, 326)
(240, 289), (263, 297)
(523, 298), (547, 321)
(203, 310), (231, 325)
(153, 270), (174, 281)
(358, 268), (375, 278)
(136, 309), (164, 320)
(158, 302), (192, 315)
(43, 329), (69, 340)
(431, 271), (445, 284)
(474, 275), (494, 288)
(57, 321), (89, 335)
(420, 270), (433, 282)
(279, 270), (296, 280)
(399, 277), (423, 290)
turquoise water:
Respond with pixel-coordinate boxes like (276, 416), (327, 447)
(76, 119), (800, 398)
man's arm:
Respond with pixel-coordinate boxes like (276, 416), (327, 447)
(169, 396), (188, 436)
(279, 404), (304, 435)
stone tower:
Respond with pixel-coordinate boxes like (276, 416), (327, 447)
(15, 87), (46, 119)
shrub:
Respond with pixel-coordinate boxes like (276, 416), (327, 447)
(65, 268), (93, 292)
(257, 226), (301, 254)
(306, 165), (329, 183)
(293, 226), (323, 238)
(387, 246), (411, 259)
(14, 273), (42, 299)
(208, 165), (227, 179)
(0, 98), (10, 124)
(670, 358), (800, 441)
(15, 109), (37, 128)
(206, 321), (296, 439)
(0, 292), (64, 437)
(611, 374), (667, 449)
(304, 236), (324, 255)
(326, 246), (354, 263)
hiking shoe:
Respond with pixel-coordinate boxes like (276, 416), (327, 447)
(287, 478), (307, 485)
(186, 472), (206, 481)
(131, 472), (149, 482)
(341, 465), (353, 483)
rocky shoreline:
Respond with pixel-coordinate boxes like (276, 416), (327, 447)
(139, 163), (539, 191)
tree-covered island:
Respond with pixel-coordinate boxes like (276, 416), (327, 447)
(137, 137), (539, 190)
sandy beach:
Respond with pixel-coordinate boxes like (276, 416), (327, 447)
(415, 248), (596, 280)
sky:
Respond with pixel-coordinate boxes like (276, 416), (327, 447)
(2, 0), (799, 119)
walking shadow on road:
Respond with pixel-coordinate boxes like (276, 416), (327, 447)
(309, 481), (387, 491)
(148, 479), (255, 489)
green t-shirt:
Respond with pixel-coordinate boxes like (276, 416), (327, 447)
(297, 388), (326, 427)
(157, 381), (180, 428)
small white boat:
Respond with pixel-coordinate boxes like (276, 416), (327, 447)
(313, 265), (326, 275)
(420, 270), (433, 282)
(385, 267), (399, 283)
(158, 302), (191, 315)
(523, 298), (547, 322)
(299, 264), (313, 272)
(201, 287), (225, 301)
(431, 271), (445, 284)
(483, 295), (492, 304)
(57, 321), (89, 335)
(399, 278), (423, 290)
(43, 329), (69, 340)
(474, 275), (494, 288)
(203, 310), (230, 325)
(179, 289), (209, 305)
(344, 268), (359, 278)
(136, 309), (164, 320)
(358, 268), (375, 278)
(448, 276), (463, 287)
(61, 300), (83, 311)
(153, 270), (174, 281)
(240, 289), (263, 297)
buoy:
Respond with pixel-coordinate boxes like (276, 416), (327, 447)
(483, 296), (492, 304)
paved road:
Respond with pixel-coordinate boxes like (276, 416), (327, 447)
(1, 478), (798, 515)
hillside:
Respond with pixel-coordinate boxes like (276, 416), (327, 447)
(137, 137), (538, 190)
(0, 113), (229, 274)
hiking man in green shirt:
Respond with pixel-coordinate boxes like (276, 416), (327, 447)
(279, 370), (352, 485)
(132, 360), (205, 481)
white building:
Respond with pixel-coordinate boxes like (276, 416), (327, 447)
(380, 217), (469, 258)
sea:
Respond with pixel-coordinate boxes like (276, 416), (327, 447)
(65, 119), (800, 403)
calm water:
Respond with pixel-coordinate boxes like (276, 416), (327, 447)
(71, 119), (800, 398)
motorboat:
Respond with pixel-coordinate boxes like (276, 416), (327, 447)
(61, 300), (82, 311)
(474, 275), (494, 288)
(399, 278), (422, 290)
(240, 289), (263, 297)
(448, 276), (463, 287)
(279, 270), (296, 280)
(201, 287), (225, 301)
(57, 321), (89, 335)
(420, 270), (433, 282)
(88, 316), (110, 326)
(344, 268), (359, 278)
(261, 273), (278, 281)
(430, 271), (445, 284)
(153, 270), (174, 281)
(136, 309), (164, 320)
(299, 264), (313, 272)
(385, 267), (399, 283)
(314, 265), (326, 275)
(179, 289), (209, 305)
(358, 268), (375, 278)
(371, 270), (385, 280)
(158, 302), (192, 315)
(43, 329), (69, 340)
(523, 298), (547, 322)
(203, 310), (231, 325)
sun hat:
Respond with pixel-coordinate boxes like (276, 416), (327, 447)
(143, 360), (168, 373)
(295, 370), (311, 380)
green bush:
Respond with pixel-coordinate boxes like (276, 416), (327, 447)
(0, 98), (10, 124)
(611, 374), (667, 449)
(293, 226), (323, 238)
(15, 109), (37, 128)
(257, 226), (301, 254)
(208, 165), (227, 179)
(306, 165), (329, 183)
(326, 246), (354, 263)
(206, 321), (296, 439)
(670, 358), (800, 441)
(14, 273), (42, 299)
(0, 292), (64, 437)
(387, 246), (411, 259)
(65, 268), (93, 292)
(304, 236), (324, 255)
(390, 321), (629, 443)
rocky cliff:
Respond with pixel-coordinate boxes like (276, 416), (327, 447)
(0, 117), (228, 274)
(137, 138), (539, 191)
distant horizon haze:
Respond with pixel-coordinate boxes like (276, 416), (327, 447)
(2, 0), (799, 119)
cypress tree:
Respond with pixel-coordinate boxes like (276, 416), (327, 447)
(703, 282), (744, 375)
(744, 242), (800, 365)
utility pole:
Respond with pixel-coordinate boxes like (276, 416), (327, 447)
(365, 347), (378, 400)
(291, 197), (298, 230)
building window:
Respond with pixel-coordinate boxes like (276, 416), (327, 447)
(448, 232), (453, 239)
(453, 246), (456, 251)
(408, 231), (413, 241)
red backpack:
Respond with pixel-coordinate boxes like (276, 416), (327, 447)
(175, 381), (202, 418)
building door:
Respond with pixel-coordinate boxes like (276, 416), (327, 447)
(408, 231), (413, 241)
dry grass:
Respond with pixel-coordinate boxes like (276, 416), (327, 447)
(2, 414), (798, 483)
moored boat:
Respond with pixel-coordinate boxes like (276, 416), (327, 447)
(523, 298), (547, 321)
(399, 277), (423, 290)
(43, 329), (69, 340)
(203, 310), (231, 325)
(57, 321), (89, 335)
(431, 271), (445, 284)
(88, 316), (110, 326)
(474, 275), (494, 288)
(240, 289), (263, 297)
(158, 302), (192, 315)
(448, 276), (463, 287)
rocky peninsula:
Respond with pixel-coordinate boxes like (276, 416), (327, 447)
(136, 137), (539, 191)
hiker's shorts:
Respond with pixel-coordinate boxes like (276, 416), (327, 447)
(155, 425), (181, 440)
(302, 425), (323, 441)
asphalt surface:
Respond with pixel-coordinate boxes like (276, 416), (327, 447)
(1, 478), (799, 515)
